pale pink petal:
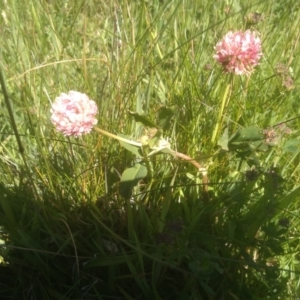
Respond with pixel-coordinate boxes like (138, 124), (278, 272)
(50, 91), (98, 137)
(213, 30), (262, 75)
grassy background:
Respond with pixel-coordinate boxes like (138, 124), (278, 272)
(0, 0), (300, 299)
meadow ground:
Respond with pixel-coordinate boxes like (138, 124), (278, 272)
(0, 0), (300, 299)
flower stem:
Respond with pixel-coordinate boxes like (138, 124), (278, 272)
(211, 83), (231, 146)
(94, 126), (209, 201)
(94, 127), (142, 147)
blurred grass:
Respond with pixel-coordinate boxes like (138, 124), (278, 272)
(0, 0), (300, 299)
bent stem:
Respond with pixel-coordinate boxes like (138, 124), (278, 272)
(94, 127), (142, 147)
(94, 127), (209, 201)
(174, 151), (209, 203)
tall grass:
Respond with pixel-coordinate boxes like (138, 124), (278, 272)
(0, 0), (300, 299)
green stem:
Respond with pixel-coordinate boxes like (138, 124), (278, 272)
(94, 127), (142, 147)
(211, 83), (231, 146)
(0, 69), (24, 154)
(0, 68), (41, 201)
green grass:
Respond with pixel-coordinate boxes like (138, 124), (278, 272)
(0, 0), (300, 299)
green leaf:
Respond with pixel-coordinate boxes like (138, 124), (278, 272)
(283, 139), (300, 153)
(218, 128), (229, 151)
(188, 260), (211, 275)
(229, 126), (264, 145)
(273, 185), (300, 217)
(200, 281), (216, 297)
(119, 163), (148, 199)
(128, 111), (157, 128)
(228, 126), (264, 151)
(118, 133), (141, 157)
(157, 106), (174, 130)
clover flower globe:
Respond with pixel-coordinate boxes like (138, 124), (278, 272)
(50, 91), (98, 137)
(214, 30), (262, 75)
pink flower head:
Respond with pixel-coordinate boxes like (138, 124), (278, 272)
(213, 30), (262, 75)
(50, 91), (98, 137)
